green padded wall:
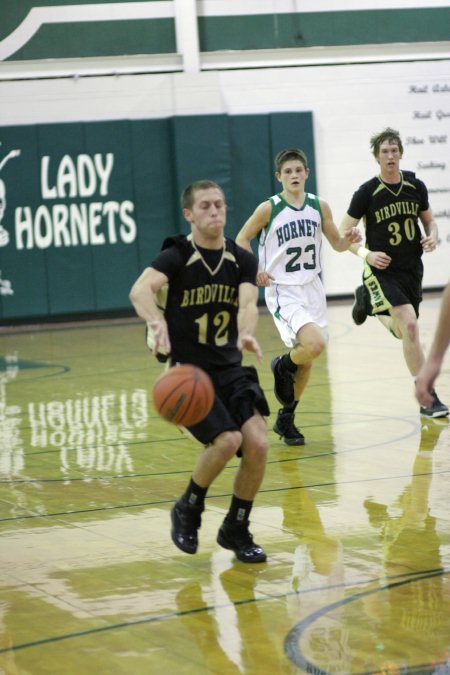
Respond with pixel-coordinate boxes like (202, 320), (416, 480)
(0, 111), (314, 321)
(130, 118), (178, 271)
(171, 115), (234, 233)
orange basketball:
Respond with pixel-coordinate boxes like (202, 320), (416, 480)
(152, 364), (214, 426)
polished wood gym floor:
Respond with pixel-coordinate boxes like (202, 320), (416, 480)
(1, 295), (449, 675)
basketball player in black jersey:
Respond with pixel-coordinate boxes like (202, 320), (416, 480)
(340, 127), (448, 419)
(129, 180), (270, 563)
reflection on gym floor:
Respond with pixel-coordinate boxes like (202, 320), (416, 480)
(0, 297), (449, 674)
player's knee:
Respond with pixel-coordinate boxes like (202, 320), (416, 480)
(242, 434), (269, 464)
(217, 430), (242, 460)
(306, 337), (326, 360)
(404, 316), (419, 342)
(253, 433), (269, 458)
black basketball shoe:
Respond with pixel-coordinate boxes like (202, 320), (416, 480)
(273, 409), (305, 446)
(420, 391), (449, 419)
(170, 499), (203, 554)
(217, 520), (267, 563)
(352, 285), (368, 326)
(271, 356), (295, 406)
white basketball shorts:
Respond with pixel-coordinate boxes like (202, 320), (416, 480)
(264, 276), (328, 347)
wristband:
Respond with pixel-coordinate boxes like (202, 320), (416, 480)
(357, 247), (369, 261)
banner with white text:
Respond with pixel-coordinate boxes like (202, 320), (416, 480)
(0, 112), (315, 320)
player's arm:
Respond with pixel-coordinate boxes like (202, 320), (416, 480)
(129, 266), (171, 357)
(321, 200), (361, 251)
(236, 201), (270, 251)
(237, 281), (262, 362)
(236, 201), (274, 286)
(339, 212), (363, 254)
(415, 280), (450, 406)
(419, 208), (439, 253)
(339, 212), (391, 270)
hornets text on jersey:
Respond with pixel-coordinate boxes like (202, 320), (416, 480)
(257, 192), (323, 285)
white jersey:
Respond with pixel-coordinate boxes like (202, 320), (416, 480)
(258, 192), (323, 285)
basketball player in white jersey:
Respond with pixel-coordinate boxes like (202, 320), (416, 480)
(236, 148), (361, 445)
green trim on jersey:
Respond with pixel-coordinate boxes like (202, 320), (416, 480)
(257, 190), (323, 285)
(373, 182), (384, 197)
(265, 192), (322, 231)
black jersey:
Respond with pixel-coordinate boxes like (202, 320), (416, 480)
(150, 234), (258, 370)
(348, 171), (429, 271)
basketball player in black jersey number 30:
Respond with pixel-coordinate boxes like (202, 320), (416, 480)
(130, 180), (270, 563)
(340, 127), (448, 418)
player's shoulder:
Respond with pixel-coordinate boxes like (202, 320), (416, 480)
(252, 197), (275, 218)
(151, 234), (191, 271)
(402, 170), (426, 188)
(161, 234), (190, 251)
(403, 169), (420, 179)
(358, 176), (378, 192)
(269, 193), (282, 205)
(160, 234), (194, 262)
(307, 192), (323, 207)
(267, 193), (289, 218)
(227, 237), (257, 267)
(349, 177), (379, 204)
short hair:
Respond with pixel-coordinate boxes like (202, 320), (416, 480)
(370, 127), (404, 157)
(274, 148), (308, 172)
(181, 180), (224, 210)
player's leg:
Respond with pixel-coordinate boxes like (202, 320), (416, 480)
(271, 325), (322, 406)
(376, 313), (401, 339)
(292, 322), (326, 365)
(171, 430), (242, 555)
(352, 268), (389, 327)
(273, 367), (312, 447)
(217, 413), (268, 563)
(232, 414), (268, 499)
(388, 304), (424, 375)
(387, 304), (448, 417)
(270, 281), (326, 407)
(274, 323), (324, 445)
(171, 392), (243, 556)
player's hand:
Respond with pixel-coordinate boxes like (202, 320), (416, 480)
(420, 234), (437, 253)
(148, 318), (171, 359)
(345, 227), (362, 244)
(367, 251), (391, 269)
(415, 361), (441, 407)
(238, 334), (263, 362)
(256, 271), (275, 286)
